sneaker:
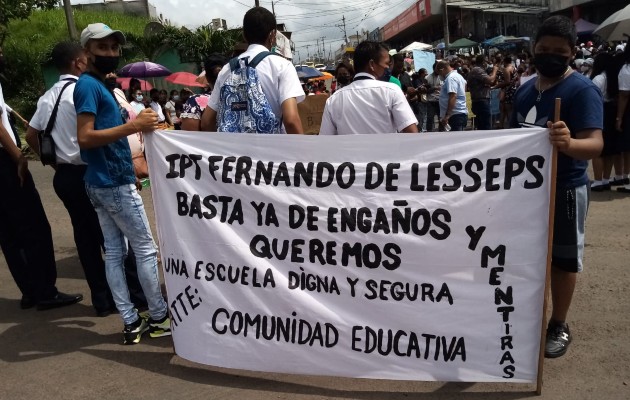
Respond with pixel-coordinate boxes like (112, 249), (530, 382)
(545, 322), (572, 358)
(123, 316), (150, 345)
(148, 314), (172, 338)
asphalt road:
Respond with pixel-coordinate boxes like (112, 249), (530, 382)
(0, 162), (628, 400)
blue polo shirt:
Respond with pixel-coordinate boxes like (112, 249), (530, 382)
(511, 72), (603, 188)
(74, 73), (135, 188)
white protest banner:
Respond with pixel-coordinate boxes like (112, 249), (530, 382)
(145, 128), (552, 383)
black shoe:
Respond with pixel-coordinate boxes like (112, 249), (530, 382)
(36, 292), (83, 311)
(591, 183), (611, 192)
(545, 322), (572, 358)
(610, 178), (626, 186)
(20, 296), (36, 309)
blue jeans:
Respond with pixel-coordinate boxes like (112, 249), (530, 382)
(471, 99), (492, 130)
(86, 183), (167, 325)
(446, 113), (468, 132)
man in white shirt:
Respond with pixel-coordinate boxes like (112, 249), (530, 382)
(437, 60), (468, 132)
(149, 88), (166, 124)
(0, 45), (83, 310)
(25, 41), (146, 316)
(201, 7), (304, 134)
(320, 41), (418, 135)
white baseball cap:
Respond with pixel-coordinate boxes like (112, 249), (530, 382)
(80, 23), (126, 47)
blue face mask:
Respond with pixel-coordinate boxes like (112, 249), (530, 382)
(173, 95), (180, 101)
(135, 95), (143, 102)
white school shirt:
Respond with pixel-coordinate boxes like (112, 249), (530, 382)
(319, 72), (418, 135)
(0, 82), (14, 148)
(208, 44), (305, 134)
(150, 101), (166, 122)
(29, 74), (84, 164)
(619, 64), (630, 91)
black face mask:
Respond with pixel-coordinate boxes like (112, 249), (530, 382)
(92, 55), (120, 75)
(380, 68), (392, 82)
(533, 53), (569, 78)
(337, 76), (350, 85)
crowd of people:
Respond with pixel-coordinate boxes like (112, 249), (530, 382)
(0, 6), (628, 362)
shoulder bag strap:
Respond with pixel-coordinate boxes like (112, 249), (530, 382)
(43, 78), (77, 136)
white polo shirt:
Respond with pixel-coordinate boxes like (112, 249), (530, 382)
(208, 44), (305, 134)
(29, 74), (84, 165)
(319, 73), (418, 135)
(0, 82), (14, 148)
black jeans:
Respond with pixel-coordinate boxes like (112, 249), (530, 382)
(53, 164), (147, 312)
(426, 102), (441, 132)
(0, 150), (58, 302)
(472, 99), (492, 130)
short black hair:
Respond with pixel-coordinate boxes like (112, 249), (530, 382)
(150, 88), (159, 96)
(534, 16), (577, 49)
(392, 53), (405, 63)
(203, 53), (228, 74)
(335, 61), (354, 76)
(51, 41), (83, 71)
(243, 7), (276, 45)
(354, 41), (389, 72)
(475, 55), (485, 65)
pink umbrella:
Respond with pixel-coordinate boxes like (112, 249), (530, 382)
(116, 77), (153, 91)
(165, 71), (206, 88)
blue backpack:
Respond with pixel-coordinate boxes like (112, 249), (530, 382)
(217, 51), (282, 134)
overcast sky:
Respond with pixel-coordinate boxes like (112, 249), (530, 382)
(74, 0), (418, 60)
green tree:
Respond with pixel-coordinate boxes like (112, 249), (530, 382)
(0, 0), (59, 44)
(171, 25), (242, 63)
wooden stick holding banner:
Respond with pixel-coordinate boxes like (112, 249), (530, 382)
(536, 98), (561, 395)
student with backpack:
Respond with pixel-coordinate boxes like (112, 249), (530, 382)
(201, 7), (305, 134)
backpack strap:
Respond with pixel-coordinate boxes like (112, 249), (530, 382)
(249, 51), (277, 68)
(229, 56), (247, 72)
(228, 51), (279, 72)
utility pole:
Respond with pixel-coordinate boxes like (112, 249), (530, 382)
(316, 38), (319, 63)
(442, 0), (450, 53)
(63, 0), (78, 40)
(305, 44), (311, 63)
(320, 36), (326, 62)
(342, 15), (348, 44)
